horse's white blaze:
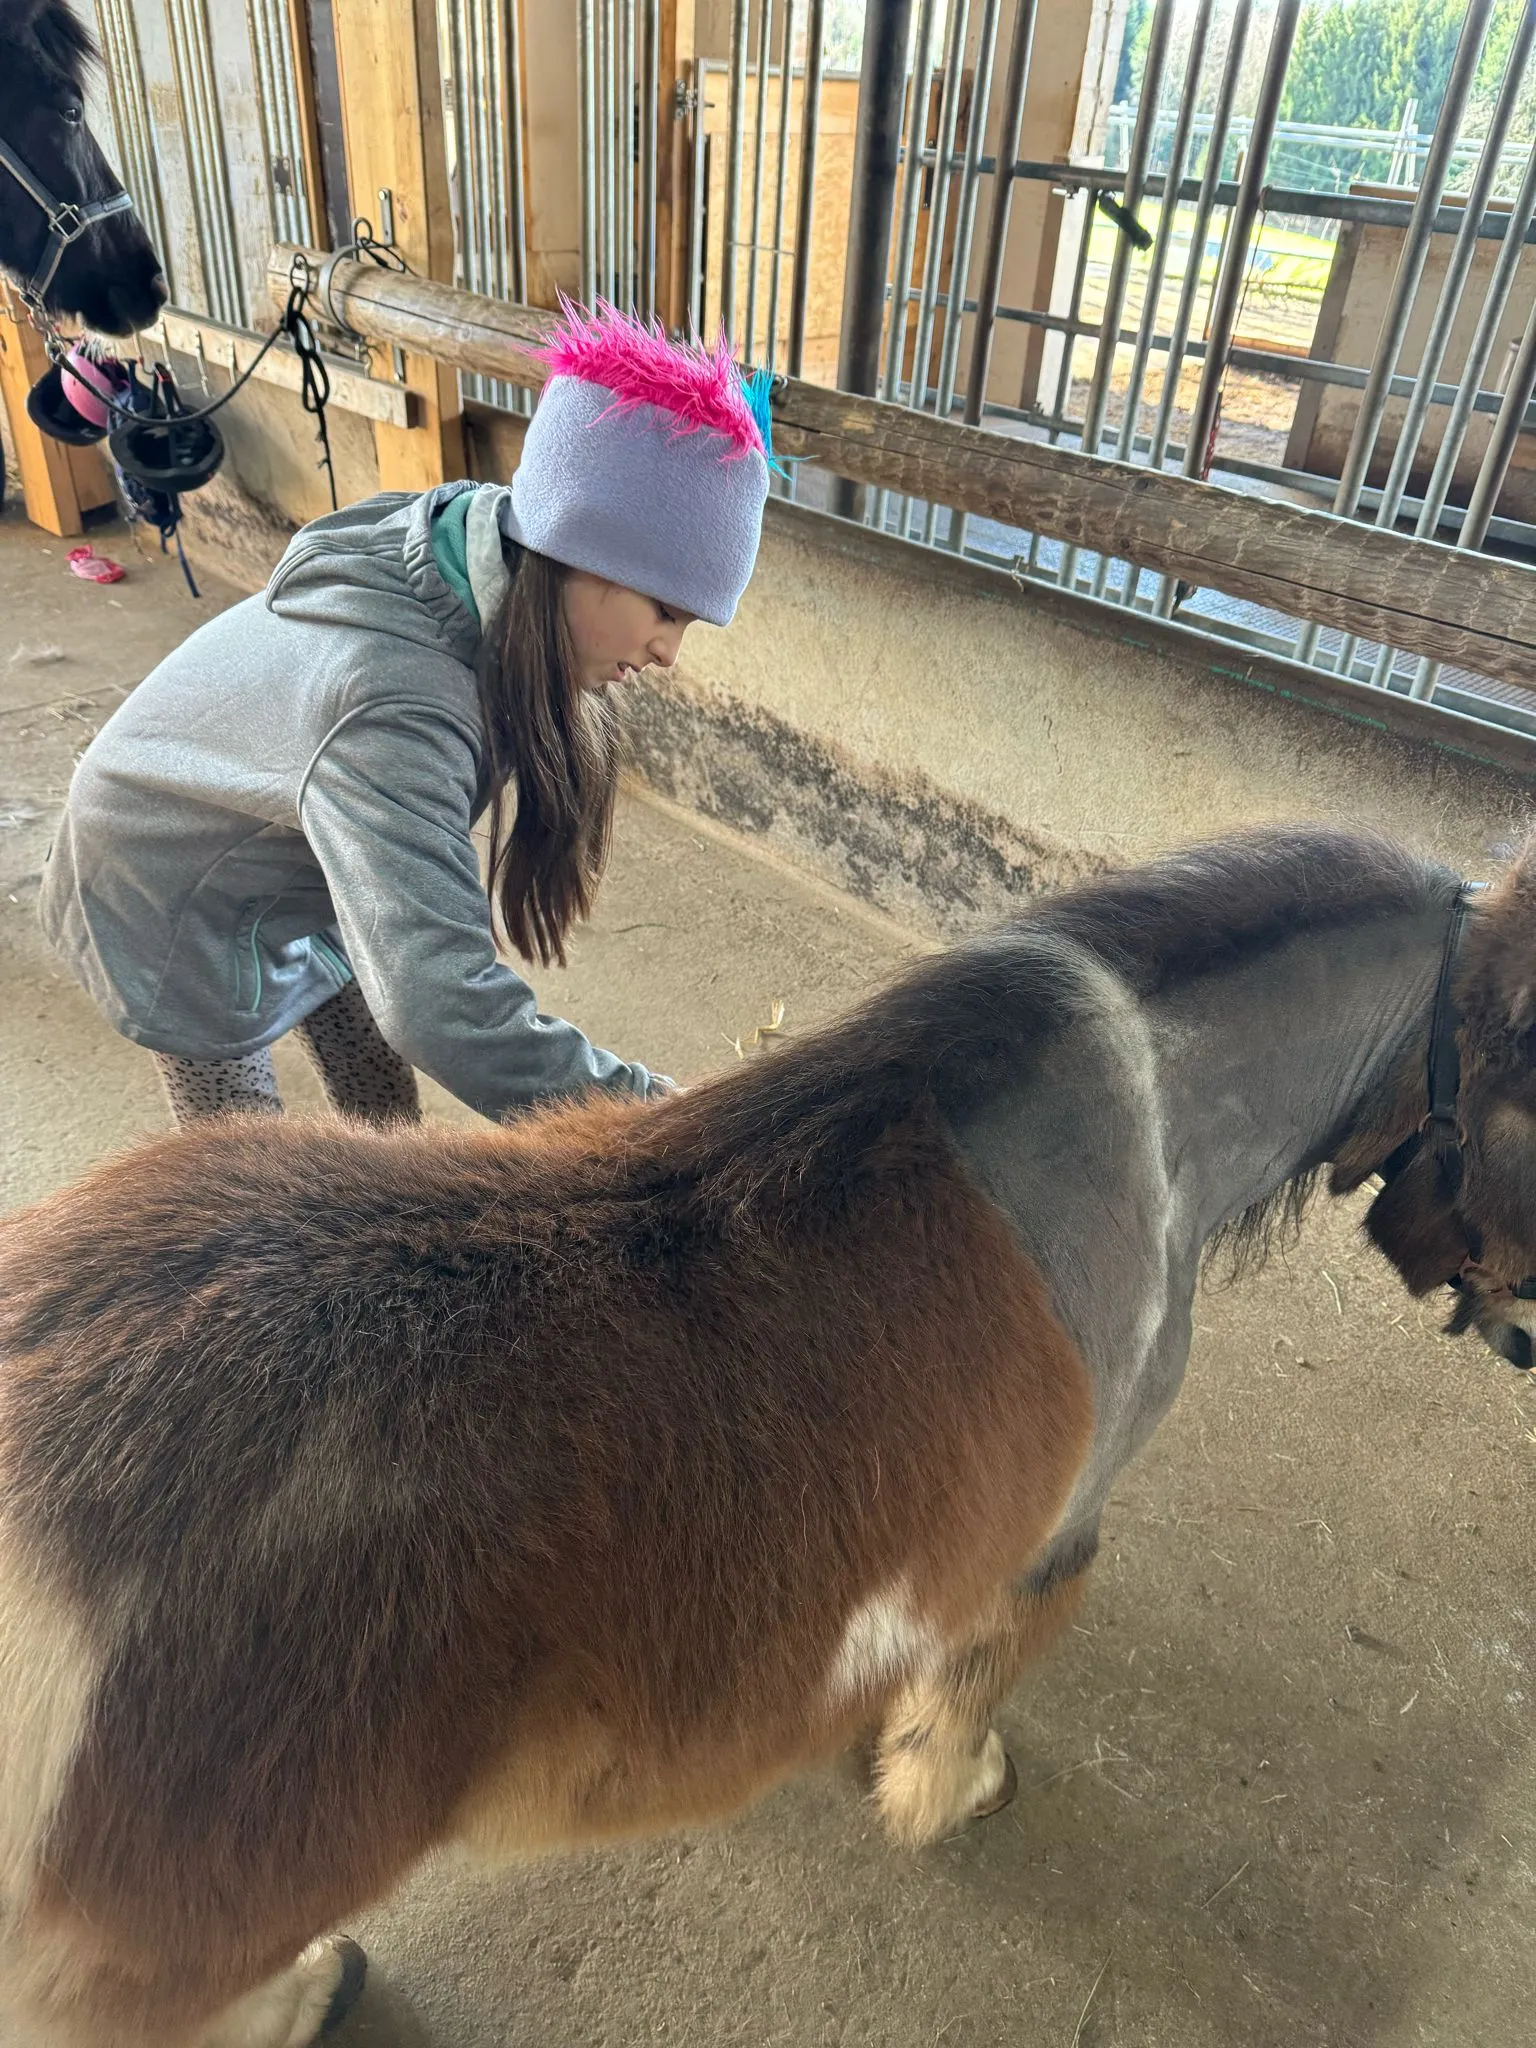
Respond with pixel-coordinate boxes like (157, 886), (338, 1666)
(0, 1520), (99, 1916)
(827, 1583), (940, 1703)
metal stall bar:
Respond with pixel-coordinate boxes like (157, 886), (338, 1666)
(95, 0), (171, 287)
(508, 0), (529, 307)
(721, 0), (751, 344)
(1114, 0), (1214, 461)
(640, 0), (660, 320)
(166, 0), (246, 325)
(835, 0), (920, 520)
(1361, 10), (1536, 687)
(579, 0), (598, 307)
(787, 0), (826, 377)
(690, 58), (711, 337)
(1410, 139), (1536, 542)
(1107, 0), (1215, 602)
(598, 0), (615, 302)
(621, 0), (637, 309)
(248, 0), (315, 249)
(1411, 289), (1536, 702)
(1073, 0), (1175, 457)
(1146, 0), (1252, 473)
(1158, 0), (1300, 617)
(1026, 182), (1097, 572)
(764, 0), (799, 373)
(894, 0), (969, 538)
(874, 0), (942, 529)
(1297, 0), (1495, 667)
(745, 0), (775, 356)
(924, 0), (1003, 546)
(1058, 0), (1174, 588)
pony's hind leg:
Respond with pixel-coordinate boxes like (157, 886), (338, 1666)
(874, 1549), (1093, 1848)
(189, 1938), (366, 2048)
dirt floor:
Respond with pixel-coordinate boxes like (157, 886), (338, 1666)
(2, 500), (1535, 2048)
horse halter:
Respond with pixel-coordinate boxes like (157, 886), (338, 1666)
(0, 130), (135, 328)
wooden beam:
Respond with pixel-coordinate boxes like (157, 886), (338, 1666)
(267, 246), (1536, 690)
(328, 0), (464, 488)
(0, 295), (115, 538)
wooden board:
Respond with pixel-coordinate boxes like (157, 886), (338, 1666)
(266, 246), (1536, 690)
(329, 0), (464, 488)
(0, 296), (115, 538)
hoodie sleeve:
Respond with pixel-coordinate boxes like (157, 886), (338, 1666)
(297, 699), (654, 1117)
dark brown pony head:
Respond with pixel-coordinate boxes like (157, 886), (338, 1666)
(0, 0), (165, 333)
(1334, 833), (1536, 1370)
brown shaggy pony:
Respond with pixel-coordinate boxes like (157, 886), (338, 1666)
(5, 823), (1536, 2048)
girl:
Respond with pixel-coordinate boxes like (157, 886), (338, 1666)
(40, 307), (772, 1125)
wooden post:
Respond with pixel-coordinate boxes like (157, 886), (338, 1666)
(267, 246), (1536, 695)
(328, 0), (464, 489)
(655, 1), (697, 332)
(0, 295), (115, 537)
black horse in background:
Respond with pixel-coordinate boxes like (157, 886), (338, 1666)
(0, 0), (164, 337)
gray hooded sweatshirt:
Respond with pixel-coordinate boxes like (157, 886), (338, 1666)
(39, 484), (655, 1116)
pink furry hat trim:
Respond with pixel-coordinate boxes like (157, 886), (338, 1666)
(535, 299), (766, 461)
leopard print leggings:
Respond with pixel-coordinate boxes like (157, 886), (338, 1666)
(153, 977), (421, 1127)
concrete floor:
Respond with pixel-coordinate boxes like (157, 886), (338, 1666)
(3, 502), (1535, 2048)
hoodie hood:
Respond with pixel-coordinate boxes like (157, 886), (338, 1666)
(263, 484), (484, 667)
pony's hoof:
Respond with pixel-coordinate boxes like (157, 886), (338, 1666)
(970, 1749), (1018, 1822)
(320, 1938), (368, 2036)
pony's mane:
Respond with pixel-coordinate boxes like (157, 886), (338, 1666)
(538, 300), (769, 461)
(12, 1), (98, 78)
(646, 827), (1455, 1265)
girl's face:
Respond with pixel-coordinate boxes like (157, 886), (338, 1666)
(561, 571), (697, 690)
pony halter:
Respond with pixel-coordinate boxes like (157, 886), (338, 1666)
(0, 132), (135, 329)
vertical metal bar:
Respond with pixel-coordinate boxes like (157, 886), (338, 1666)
(1058, 0), (1174, 589)
(960, 0), (1036, 424)
(621, 0), (636, 309)
(1410, 290), (1536, 702)
(835, 0), (919, 520)
(745, 0), (774, 355)
(1093, 0), (1217, 598)
(1146, 0), (1251, 472)
(1415, 140), (1536, 543)
(1074, 0), (1176, 460)
(765, 0), (798, 370)
(787, 0), (826, 375)
(690, 60), (709, 336)
(640, 0), (660, 320)
(873, 0), (939, 527)
(722, 0), (751, 344)
(597, 0), (613, 299)
(895, 0), (969, 536)
(926, 0), (1002, 545)
(880, 0), (939, 403)
(579, 0), (598, 306)
(1155, 0), (1300, 618)
(948, 0), (1033, 552)
(1023, 186), (1099, 575)
(1363, 9), (1535, 687)
(1114, 0), (1213, 464)
(1298, 0), (1494, 667)
(508, 0), (529, 306)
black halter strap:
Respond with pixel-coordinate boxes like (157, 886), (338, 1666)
(0, 133), (135, 325)
(1378, 882), (1486, 1199)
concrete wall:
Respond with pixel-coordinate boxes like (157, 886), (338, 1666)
(631, 500), (1535, 934)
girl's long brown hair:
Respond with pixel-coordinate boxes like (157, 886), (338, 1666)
(476, 544), (621, 969)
